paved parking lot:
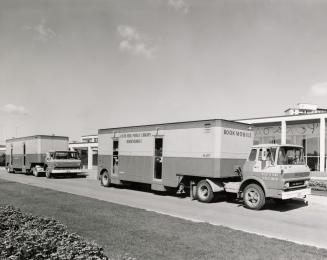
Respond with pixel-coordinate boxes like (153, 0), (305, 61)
(1, 169), (327, 249)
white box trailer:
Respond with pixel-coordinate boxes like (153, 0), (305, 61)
(6, 135), (69, 174)
(98, 120), (251, 190)
(98, 119), (311, 210)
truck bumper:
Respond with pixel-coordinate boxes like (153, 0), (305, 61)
(280, 187), (311, 200)
(51, 169), (82, 174)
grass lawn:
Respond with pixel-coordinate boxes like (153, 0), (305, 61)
(0, 178), (327, 260)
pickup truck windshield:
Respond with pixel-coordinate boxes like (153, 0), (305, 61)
(54, 152), (79, 160)
(277, 147), (305, 165)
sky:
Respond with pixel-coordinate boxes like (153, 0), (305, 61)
(1, 0), (327, 143)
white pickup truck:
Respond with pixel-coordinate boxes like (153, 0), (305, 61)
(44, 151), (82, 178)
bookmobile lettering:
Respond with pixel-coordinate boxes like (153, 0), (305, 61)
(224, 128), (252, 138)
(119, 132), (152, 144)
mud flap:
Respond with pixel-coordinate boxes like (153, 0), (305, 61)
(206, 179), (224, 193)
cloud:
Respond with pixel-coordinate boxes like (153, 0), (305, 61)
(1, 104), (29, 115)
(23, 19), (57, 43)
(117, 26), (141, 41)
(310, 82), (327, 96)
(117, 25), (157, 59)
(168, 0), (189, 14)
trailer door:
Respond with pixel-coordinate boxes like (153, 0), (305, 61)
(10, 145), (13, 166)
(113, 140), (119, 174)
(23, 143), (26, 167)
(154, 138), (163, 180)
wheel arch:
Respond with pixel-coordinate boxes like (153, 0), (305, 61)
(240, 177), (266, 196)
(99, 168), (109, 177)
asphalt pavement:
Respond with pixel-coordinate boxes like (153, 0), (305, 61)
(1, 169), (327, 249)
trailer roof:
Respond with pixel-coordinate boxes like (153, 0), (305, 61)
(6, 135), (68, 142)
(251, 144), (303, 149)
(98, 119), (252, 134)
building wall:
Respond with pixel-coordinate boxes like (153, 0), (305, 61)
(252, 121), (323, 171)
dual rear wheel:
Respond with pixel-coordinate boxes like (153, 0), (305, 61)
(31, 167), (40, 177)
(196, 180), (215, 203)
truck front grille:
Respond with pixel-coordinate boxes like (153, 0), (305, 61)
(54, 166), (79, 169)
(289, 181), (304, 187)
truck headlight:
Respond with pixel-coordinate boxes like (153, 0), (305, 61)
(284, 182), (289, 188)
(304, 180), (309, 186)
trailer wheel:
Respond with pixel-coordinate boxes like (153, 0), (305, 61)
(243, 184), (265, 210)
(101, 171), (111, 187)
(45, 168), (52, 179)
(32, 167), (40, 177)
(196, 180), (214, 203)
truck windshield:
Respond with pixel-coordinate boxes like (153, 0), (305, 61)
(277, 147), (305, 165)
(55, 152), (79, 160)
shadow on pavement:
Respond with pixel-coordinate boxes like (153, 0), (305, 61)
(4, 171), (87, 179)
(227, 197), (308, 212)
(262, 199), (308, 212)
(105, 184), (308, 211)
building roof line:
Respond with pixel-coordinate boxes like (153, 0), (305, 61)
(236, 111), (327, 122)
(98, 118), (251, 132)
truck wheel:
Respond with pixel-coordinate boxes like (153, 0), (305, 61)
(101, 171), (111, 187)
(243, 184), (265, 210)
(32, 167), (40, 177)
(196, 180), (214, 203)
(45, 168), (52, 179)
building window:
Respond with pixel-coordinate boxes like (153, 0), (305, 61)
(253, 122), (320, 171)
(287, 123), (320, 171)
(253, 126), (281, 145)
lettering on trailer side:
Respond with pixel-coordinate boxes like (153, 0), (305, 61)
(119, 132), (152, 144)
(224, 128), (252, 138)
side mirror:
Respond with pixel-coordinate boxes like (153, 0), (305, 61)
(261, 150), (267, 161)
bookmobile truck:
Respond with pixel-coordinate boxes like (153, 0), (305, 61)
(6, 135), (82, 178)
(97, 119), (311, 210)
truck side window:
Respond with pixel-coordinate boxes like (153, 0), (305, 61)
(248, 149), (257, 161)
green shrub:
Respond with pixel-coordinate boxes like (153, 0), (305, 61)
(309, 180), (327, 191)
(0, 205), (108, 260)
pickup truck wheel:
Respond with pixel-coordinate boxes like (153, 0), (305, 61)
(243, 184), (265, 210)
(7, 167), (14, 173)
(101, 171), (111, 187)
(45, 168), (52, 179)
(196, 180), (214, 203)
(32, 167), (40, 177)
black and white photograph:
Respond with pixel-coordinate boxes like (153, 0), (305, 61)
(1, 0), (327, 259)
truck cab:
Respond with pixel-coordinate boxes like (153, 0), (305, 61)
(236, 144), (311, 209)
(45, 151), (82, 178)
